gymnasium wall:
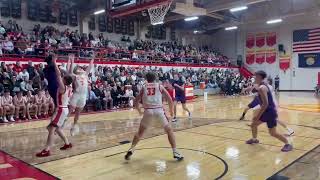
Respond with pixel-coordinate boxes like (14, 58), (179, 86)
(0, 1), (79, 33)
(213, 14), (320, 91)
(211, 30), (238, 61)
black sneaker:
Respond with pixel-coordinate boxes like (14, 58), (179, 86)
(172, 117), (177, 122)
(173, 151), (184, 161)
(125, 150), (133, 160)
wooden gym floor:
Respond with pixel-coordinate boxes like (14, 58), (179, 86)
(0, 92), (320, 180)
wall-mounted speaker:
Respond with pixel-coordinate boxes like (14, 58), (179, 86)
(278, 44), (284, 52)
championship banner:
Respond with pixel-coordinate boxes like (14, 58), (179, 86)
(246, 33), (255, 49)
(255, 33), (266, 48)
(266, 51), (277, 64)
(255, 52), (265, 64)
(246, 53), (255, 65)
(298, 53), (320, 68)
(279, 55), (291, 71)
(266, 32), (277, 47)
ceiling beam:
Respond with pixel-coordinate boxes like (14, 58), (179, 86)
(205, 8), (319, 31)
(206, 0), (269, 13)
(165, 14), (185, 23)
(205, 13), (224, 20)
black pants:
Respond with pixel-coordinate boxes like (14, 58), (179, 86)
(86, 99), (102, 111)
(112, 97), (120, 107)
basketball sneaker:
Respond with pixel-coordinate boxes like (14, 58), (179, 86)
(9, 116), (15, 122)
(70, 124), (79, 136)
(173, 151), (184, 161)
(3, 117), (8, 123)
(60, 143), (73, 150)
(172, 117), (177, 122)
(281, 144), (293, 152)
(125, 149), (134, 160)
(36, 149), (50, 157)
(246, 139), (259, 144)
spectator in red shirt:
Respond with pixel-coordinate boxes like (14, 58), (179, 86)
(13, 61), (22, 73)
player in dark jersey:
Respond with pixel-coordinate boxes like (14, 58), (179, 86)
(172, 74), (191, 122)
(246, 71), (292, 152)
(43, 54), (58, 107)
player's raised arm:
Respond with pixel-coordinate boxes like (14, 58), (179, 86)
(53, 54), (65, 93)
(67, 54), (75, 74)
(161, 85), (174, 116)
(86, 54), (95, 75)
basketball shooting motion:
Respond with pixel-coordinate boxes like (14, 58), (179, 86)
(124, 72), (184, 161)
(67, 54), (94, 136)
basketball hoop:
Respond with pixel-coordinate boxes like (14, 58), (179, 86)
(148, 0), (172, 25)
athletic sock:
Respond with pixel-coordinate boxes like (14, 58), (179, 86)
(172, 148), (177, 153)
(129, 146), (136, 152)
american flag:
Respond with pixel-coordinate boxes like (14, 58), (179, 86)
(293, 28), (320, 53)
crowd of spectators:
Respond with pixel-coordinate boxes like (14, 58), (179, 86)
(0, 20), (248, 123)
(0, 57), (251, 123)
(0, 20), (231, 66)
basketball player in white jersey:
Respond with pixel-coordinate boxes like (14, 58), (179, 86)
(240, 77), (294, 136)
(125, 72), (184, 161)
(13, 91), (27, 120)
(26, 90), (38, 120)
(36, 57), (74, 157)
(67, 54), (94, 136)
(2, 89), (15, 122)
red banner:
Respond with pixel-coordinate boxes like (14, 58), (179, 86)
(266, 52), (276, 64)
(246, 34), (255, 49)
(246, 53), (255, 65)
(279, 55), (291, 71)
(255, 33), (266, 48)
(255, 53), (265, 64)
(266, 32), (277, 47)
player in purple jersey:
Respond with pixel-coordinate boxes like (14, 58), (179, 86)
(246, 71), (293, 152)
(240, 78), (294, 136)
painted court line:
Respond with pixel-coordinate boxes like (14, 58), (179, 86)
(34, 119), (232, 166)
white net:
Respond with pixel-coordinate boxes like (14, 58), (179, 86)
(148, 1), (172, 25)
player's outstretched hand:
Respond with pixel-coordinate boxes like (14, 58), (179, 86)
(68, 54), (75, 61)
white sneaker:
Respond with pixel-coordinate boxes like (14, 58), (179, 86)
(9, 116), (15, 122)
(287, 128), (295, 136)
(3, 117), (8, 123)
(70, 124), (80, 136)
(172, 117), (177, 122)
(173, 151), (184, 161)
